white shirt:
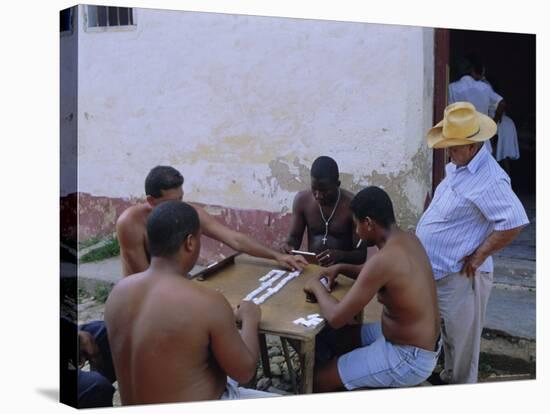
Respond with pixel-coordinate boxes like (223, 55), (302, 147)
(448, 75), (503, 153)
(449, 75), (503, 115)
(416, 145), (529, 280)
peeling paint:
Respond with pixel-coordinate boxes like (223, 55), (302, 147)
(267, 157), (310, 194)
(347, 146), (431, 230)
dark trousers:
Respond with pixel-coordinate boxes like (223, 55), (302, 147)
(78, 320), (116, 408)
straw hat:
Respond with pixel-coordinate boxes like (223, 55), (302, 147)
(427, 101), (497, 149)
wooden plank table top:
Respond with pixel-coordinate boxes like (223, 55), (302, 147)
(192, 254), (383, 394)
(193, 254), (381, 339)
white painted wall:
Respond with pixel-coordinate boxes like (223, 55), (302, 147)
(76, 6), (433, 221)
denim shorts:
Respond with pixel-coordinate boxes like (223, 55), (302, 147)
(337, 322), (441, 389)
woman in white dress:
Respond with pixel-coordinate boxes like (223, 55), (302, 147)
(483, 77), (520, 176)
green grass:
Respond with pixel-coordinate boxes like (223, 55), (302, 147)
(79, 235), (120, 263)
(78, 235), (105, 251)
(93, 284), (112, 304)
(78, 287), (88, 304)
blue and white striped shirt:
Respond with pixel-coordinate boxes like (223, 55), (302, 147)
(416, 145), (529, 280)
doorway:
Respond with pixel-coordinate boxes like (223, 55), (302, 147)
(448, 29), (536, 196)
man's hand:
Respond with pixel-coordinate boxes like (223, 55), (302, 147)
(78, 330), (103, 371)
(320, 265), (340, 291)
(235, 300), (262, 325)
(275, 253), (307, 271)
(279, 242), (293, 254)
(304, 276), (322, 299)
(316, 249), (343, 267)
(460, 251), (486, 277)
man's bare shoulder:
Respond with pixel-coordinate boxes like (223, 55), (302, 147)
(294, 190), (312, 205)
(189, 202), (209, 221)
(340, 188), (354, 200)
(157, 278), (234, 327)
(380, 231), (432, 276)
(117, 203), (150, 228)
(105, 271), (147, 313)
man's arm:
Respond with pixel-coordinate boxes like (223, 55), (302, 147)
(310, 262), (365, 291)
(209, 296), (261, 384)
(196, 205), (307, 271)
(304, 257), (386, 329)
(461, 226), (524, 277)
(281, 193), (307, 253)
(316, 244), (367, 266)
(464, 178), (529, 277)
(494, 99), (506, 124)
(116, 217), (149, 277)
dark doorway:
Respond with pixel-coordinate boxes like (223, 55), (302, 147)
(449, 30), (536, 196)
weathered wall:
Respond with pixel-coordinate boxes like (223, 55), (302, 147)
(74, 6), (434, 257)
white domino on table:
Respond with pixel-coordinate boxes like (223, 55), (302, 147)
(292, 313), (324, 327)
(246, 268), (303, 304)
(259, 269), (286, 282)
(245, 272), (286, 301)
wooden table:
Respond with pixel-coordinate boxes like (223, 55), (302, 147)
(193, 254), (382, 393)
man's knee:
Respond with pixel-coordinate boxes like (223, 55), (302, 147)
(313, 358), (345, 393)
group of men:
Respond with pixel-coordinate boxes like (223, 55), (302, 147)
(78, 101), (528, 406)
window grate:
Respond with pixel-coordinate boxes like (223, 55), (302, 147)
(87, 6), (134, 28)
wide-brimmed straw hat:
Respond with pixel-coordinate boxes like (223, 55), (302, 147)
(427, 101), (497, 149)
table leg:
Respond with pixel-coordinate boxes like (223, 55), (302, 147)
(281, 338), (298, 394)
(259, 333), (271, 377)
(300, 338), (316, 394)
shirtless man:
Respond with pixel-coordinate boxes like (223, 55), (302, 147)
(117, 165), (306, 276)
(105, 201), (275, 404)
(303, 186), (440, 392)
(281, 156), (366, 266)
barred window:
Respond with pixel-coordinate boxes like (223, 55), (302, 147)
(87, 6), (135, 28)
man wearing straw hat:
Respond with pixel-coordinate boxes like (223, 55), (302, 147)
(416, 102), (529, 384)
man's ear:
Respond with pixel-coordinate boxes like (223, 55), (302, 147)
(365, 217), (373, 230)
(184, 233), (198, 253)
(146, 195), (156, 207)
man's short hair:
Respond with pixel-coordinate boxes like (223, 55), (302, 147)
(349, 186), (396, 229)
(311, 156), (339, 182)
(147, 201), (200, 257)
(145, 166), (184, 198)
(465, 53), (485, 76)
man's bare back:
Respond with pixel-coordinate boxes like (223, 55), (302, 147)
(107, 200), (264, 404)
(370, 231), (439, 351)
(105, 271), (228, 404)
(116, 204), (151, 277)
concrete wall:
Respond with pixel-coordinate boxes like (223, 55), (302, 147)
(73, 6), (434, 259)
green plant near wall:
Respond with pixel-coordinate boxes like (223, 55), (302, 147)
(79, 235), (120, 263)
(94, 284), (112, 304)
(78, 235), (105, 251)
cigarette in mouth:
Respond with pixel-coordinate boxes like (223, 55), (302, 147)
(356, 240), (362, 248)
